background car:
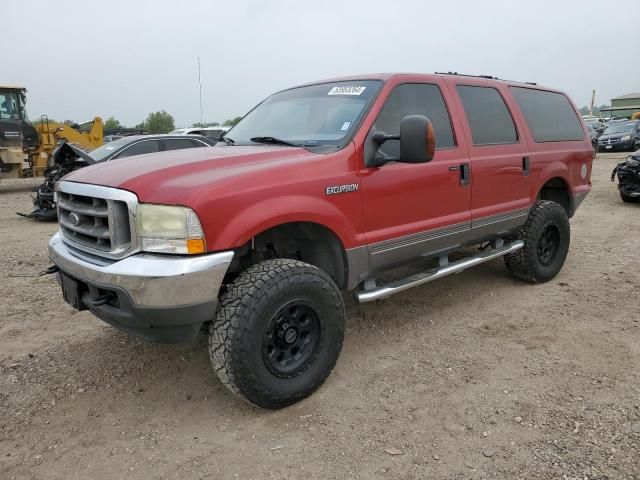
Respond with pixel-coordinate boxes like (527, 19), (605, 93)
(586, 124), (599, 151)
(169, 126), (229, 142)
(89, 133), (215, 162)
(25, 134), (215, 220)
(584, 118), (606, 136)
(598, 120), (640, 152)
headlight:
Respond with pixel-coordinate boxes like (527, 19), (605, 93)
(621, 135), (631, 141)
(137, 204), (205, 254)
(626, 157), (640, 167)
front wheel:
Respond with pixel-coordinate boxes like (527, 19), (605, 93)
(209, 259), (345, 409)
(504, 201), (570, 283)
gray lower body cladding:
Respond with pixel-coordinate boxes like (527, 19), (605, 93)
(364, 207), (529, 275)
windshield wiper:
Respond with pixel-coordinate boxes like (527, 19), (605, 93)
(218, 135), (235, 145)
(249, 136), (300, 147)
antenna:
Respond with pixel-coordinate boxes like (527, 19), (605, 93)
(198, 57), (203, 126)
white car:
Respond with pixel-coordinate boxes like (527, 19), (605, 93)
(170, 126), (229, 141)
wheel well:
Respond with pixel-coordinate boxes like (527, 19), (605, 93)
(229, 222), (348, 290)
(537, 177), (570, 216)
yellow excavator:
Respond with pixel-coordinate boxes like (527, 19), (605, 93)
(29, 116), (103, 176)
(0, 84), (103, 178)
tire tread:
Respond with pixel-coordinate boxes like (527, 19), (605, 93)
(208, 259), (345, 408)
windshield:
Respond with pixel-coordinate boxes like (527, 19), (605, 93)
(88, 136), (134, 161)
(604, 122), (636, 135)
(170, 129), (186, 134)
(226, 80), (382, 149)
(0, 92), (22, 120)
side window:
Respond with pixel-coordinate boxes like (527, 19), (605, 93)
(456, 86), (518, 146)
(375, 83), (456, 158)
(164, 138), (202, 151)
(114, 140), (160, 159)
(189, 139), (210, 147)
(510, 87), (584, 142)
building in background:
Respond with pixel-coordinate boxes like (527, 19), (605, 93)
(601, 93), (640, 118)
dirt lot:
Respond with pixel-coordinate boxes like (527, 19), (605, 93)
(1, 153), (639, 480)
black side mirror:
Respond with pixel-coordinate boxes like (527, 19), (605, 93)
(371, 115), (435, 166)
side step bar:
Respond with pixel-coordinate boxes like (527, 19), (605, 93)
(356, 240), (524, 303)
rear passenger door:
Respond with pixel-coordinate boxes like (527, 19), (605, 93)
(448, 80), (532, 239)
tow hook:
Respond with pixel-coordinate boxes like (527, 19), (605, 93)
(85, 294), (114, 307)
(40, 265), (60, 276)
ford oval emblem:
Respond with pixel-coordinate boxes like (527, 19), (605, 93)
(69, 212), (81, 226)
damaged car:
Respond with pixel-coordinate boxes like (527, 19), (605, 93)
(23, 134), (215, 220)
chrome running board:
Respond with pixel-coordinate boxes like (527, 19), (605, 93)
(356, 240), (524, 303)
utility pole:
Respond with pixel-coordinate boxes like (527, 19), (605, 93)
(590, 89), (596, 117)
(198, 57), (203, 126)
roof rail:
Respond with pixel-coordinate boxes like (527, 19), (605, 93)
(434, 72), (537, 85)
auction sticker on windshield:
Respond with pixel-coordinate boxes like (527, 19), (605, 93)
(328, 86), (366, 96)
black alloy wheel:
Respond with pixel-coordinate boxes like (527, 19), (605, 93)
(537, 224), (560, 266)
(262, 300), (321, 378)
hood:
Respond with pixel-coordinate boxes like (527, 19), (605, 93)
(63, 145), (319, 203)
(600, 131), (633, 140)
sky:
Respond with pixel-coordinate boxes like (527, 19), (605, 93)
(5, 0), (640, 127)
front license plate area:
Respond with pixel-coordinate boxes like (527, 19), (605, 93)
(61, 274), (86, 311)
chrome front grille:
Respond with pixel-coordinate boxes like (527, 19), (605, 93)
(56, 181), (139, 259)
(58, 193), (113, 251)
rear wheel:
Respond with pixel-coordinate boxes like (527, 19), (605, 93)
(504, 201), (570, 283)
(209, 259), (345, 409)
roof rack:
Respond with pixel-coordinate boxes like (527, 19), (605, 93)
(434, 72), (537, 86)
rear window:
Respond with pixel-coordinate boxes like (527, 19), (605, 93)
(456, 86), (518, 146)
(510, 87), (584, 142)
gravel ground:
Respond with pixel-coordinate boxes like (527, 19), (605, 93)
(1, 153), (639, 480)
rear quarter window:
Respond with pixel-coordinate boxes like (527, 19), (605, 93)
(510, 87), (584, 142)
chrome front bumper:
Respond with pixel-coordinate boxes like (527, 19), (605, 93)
(48, 232), (234, 308)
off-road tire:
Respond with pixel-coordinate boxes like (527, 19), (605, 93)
(209, 259), (345, 409)
(504, 201), (570, 283)
(620, 190), (640, 203)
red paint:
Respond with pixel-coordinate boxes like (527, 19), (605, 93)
(65, 73), (592, 252)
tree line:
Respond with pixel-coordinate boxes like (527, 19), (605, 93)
(579, 105), (611, 116)
(104, 112), (243, 133)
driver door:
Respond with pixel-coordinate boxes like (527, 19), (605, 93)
(360, 81), (472, 272)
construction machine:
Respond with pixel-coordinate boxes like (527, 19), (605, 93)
(0, 84), (103, 178)
(0, 85), (37, 178)
(29, 116), (103, 176)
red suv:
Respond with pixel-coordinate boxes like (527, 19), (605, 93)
(48, 73), (592, 408)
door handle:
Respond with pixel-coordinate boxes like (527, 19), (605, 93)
(460, 163), (470, 186)
(522, 156), (530, 177)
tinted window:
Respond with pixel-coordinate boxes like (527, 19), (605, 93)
(374, 83), (455, 157)
(114, 140), (160, 159)
(511, 87), (584, 142)
(164, 138), (204, 151)
(457, 86), (518, 145)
